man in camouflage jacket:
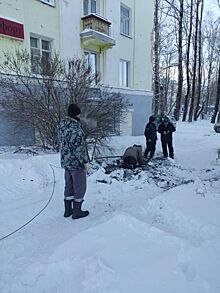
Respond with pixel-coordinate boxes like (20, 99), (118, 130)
(59, 104), (89, 219)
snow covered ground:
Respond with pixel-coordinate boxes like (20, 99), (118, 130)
(0, 120), (220, 293)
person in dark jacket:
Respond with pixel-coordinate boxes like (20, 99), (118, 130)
(158, 117), (176, 159)
(122, 145), (143, 169)
(59, 104), (89, 219)
(144, 116), (157, 159)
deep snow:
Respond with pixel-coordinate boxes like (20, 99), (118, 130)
(0, 120), (220, 293)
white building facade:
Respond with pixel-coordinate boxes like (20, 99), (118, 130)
(60, 0), (154, 135)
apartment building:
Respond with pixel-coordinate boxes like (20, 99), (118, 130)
(60, 0), (154, 135)
(0, 0), (153, 145)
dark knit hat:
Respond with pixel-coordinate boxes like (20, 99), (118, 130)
(149, 115), (155, 122)
(163, 116), (169, 123)
(68, 104), (81, 118)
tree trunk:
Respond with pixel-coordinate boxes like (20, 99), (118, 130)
(182, 0), (193, 121)
(211, 65), (220, 123)
(204, 22), (218, 116)
(174, 0), (184, 121)
(204, 55), (214, 115)
(188, 0), (200, 122)
(194, 0), (204, 121)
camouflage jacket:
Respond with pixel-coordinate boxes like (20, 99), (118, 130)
(59, 116), (88, 169)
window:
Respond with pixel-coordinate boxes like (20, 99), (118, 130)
(120, 4), (131, 36)
(84, 51), (99, 83)
(30, 36), (52, 74)
(119, 59), (130, 87)
(38, 0), (55, 6)
(83, 0), (99, 15)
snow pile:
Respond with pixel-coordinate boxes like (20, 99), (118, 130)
(0, 120), (220, 293)
(10, 214), (218, 293)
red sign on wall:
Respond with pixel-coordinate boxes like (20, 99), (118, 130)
(0, 17), (24, 40)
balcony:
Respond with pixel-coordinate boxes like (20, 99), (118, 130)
(80, 14), (116, 50)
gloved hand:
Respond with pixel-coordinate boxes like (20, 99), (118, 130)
(84, 163), (89, 173)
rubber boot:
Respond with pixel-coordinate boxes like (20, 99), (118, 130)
(72, 200), (89, 219)
(64, 199), (73, 217)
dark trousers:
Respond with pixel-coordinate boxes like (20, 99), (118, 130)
(144, 140), (156, 158)
(122, 156), (137, 169)
(64, 168), (87, 201)
(161, 140), (174, 158)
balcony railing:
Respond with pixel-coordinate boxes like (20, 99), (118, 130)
(82, 13), (111, 35)
(80, 14), (116, 50)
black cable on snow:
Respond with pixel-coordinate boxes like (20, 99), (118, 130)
(0, 164), (56, 241)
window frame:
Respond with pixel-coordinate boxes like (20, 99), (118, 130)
(84, 50), (100, 84)
(119, 59), (130, 88)
(30, 35), (53, 74)
(120, 3), (131, 37)
(83, 0), (100, 16)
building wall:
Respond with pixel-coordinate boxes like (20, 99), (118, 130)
(0, 109), (35, 146)
(104, 0), (153, 135)
(128, 91), (153, 135)
(133, 0), (153, 90)
(113, 88), (153, 136)
(0, 0), (61, 146)
(104, 0), (153, 90)
(0, 0), (61, 62)
(60, 0), (81, 59)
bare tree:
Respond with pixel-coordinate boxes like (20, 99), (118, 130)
(152, 0), (161, 114)
(154, 0), (180, 115)
(204, 16), (220, 115)
(154, 0), (220, 123)
(188, 0), (201, 122)
(159, 8), (179, 114)
(0, 50), (128, 151)
(182, 0), (194, 121)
